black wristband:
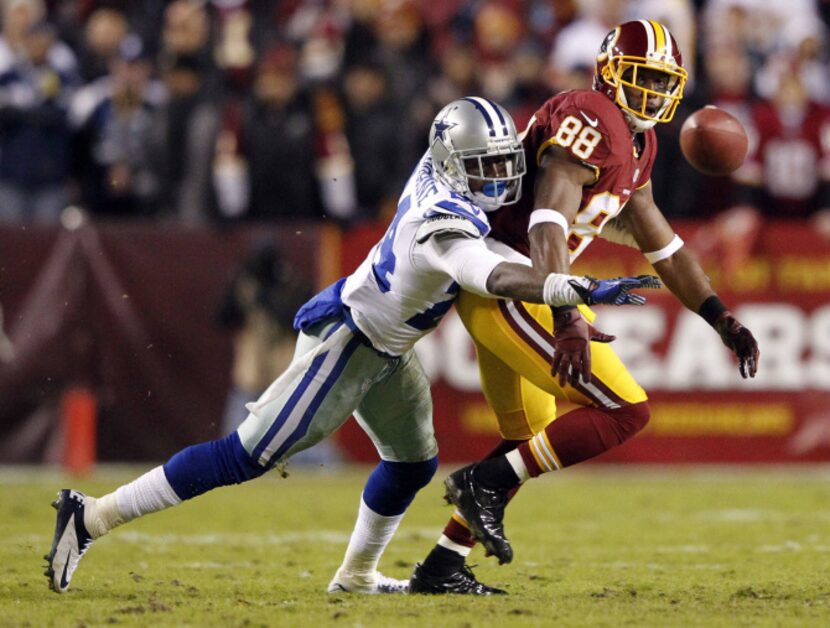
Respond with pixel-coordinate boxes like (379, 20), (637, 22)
(698, 295), (728, 326)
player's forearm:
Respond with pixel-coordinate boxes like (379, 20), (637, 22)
(485, 263), (606, 307)
(528, 221), (571, 273)
(527, 147), (593, 274)
(486, 262), (547, 302)
(652, 246), (716, 311)
(487, 262), (660, 308)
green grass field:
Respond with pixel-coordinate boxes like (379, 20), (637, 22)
(3, 464), (830, 627)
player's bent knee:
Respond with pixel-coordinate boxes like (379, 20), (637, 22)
(362, 456), (438, 517)
(395, 456), (439, 489)
(609, 401), (650, 441)
(376, 457), (438, 492)
(227, 431), (270, 480)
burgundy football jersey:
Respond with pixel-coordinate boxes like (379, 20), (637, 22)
(489, 89), (657, 260)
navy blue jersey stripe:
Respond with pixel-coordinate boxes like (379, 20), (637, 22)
(462, 97), (495, 137)
(251, 350), (330, 462)
(482, 97), (509, 136)
(434, 200), (490, 236)
(266, 334), (362, 465)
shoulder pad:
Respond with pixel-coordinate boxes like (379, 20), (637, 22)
(415, 214), (482, 244)
(538, 90), (630, 168)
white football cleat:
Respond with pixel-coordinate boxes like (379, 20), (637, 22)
(327, 568), (409, 594)
(44, 489), (95, 593)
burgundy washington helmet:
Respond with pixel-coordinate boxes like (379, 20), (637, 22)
(593, 20), (688, 132)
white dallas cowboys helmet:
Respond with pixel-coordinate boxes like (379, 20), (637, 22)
(429, 97), (526, 212)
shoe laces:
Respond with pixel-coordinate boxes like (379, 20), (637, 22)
(458, 564), (480, 581)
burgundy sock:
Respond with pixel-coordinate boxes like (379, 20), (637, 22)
(519, 401), (651, 475)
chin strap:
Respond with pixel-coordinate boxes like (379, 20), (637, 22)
(471, 192), (503, 212)
(623, 110), (657, 133)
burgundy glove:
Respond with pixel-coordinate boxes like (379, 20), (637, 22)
(550, 307), (615, 387)
(714, 311), (759, 379)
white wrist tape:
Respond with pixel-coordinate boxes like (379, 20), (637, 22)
(543, 273), (592, 306)
(529, 209), (569, 236)
(644, 234), (684, 264)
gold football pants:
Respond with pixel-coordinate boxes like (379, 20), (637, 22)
(456, 291), (648, 440)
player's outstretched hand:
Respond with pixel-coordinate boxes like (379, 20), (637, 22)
(714, 312), (760, 378)
(569, 275), (662, 306)
(550, 307), (615, 386)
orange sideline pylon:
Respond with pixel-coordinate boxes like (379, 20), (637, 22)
(61, 387), (97, 476)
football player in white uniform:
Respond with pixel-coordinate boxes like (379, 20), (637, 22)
(45, 97), (659, 595)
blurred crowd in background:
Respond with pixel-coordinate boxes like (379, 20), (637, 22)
(0, 0), (828, 229)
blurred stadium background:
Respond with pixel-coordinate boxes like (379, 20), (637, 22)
(0, 0), (829, 472)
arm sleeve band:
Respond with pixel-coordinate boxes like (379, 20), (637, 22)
(643, 234), (684, 264)
(543, 273), (591, 306)
(528, 209), (569, 236)
(420, 234), (504, 297)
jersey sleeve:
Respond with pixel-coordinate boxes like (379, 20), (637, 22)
(418, 232), (504, 297)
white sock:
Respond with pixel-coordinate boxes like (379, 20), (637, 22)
(506, 449), (530, 483)
(83, 493), (122, 539)
(437, 531), (472, 557)
(336, 498), (403, 579)
(101, 466), (182, 527)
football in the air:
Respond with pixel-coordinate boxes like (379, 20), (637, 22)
(679, 106), (748, 176)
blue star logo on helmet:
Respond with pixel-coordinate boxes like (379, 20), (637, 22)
(433, 118), (456, 141)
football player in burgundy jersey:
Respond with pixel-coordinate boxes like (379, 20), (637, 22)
(410, 20), (761, 595)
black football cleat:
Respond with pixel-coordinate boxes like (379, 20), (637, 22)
(443, 465), (513, 565)
(44, 489), (94, 593)
(409, 562), (506, 595)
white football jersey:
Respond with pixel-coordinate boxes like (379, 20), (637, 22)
(342, 152), (498, 356)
